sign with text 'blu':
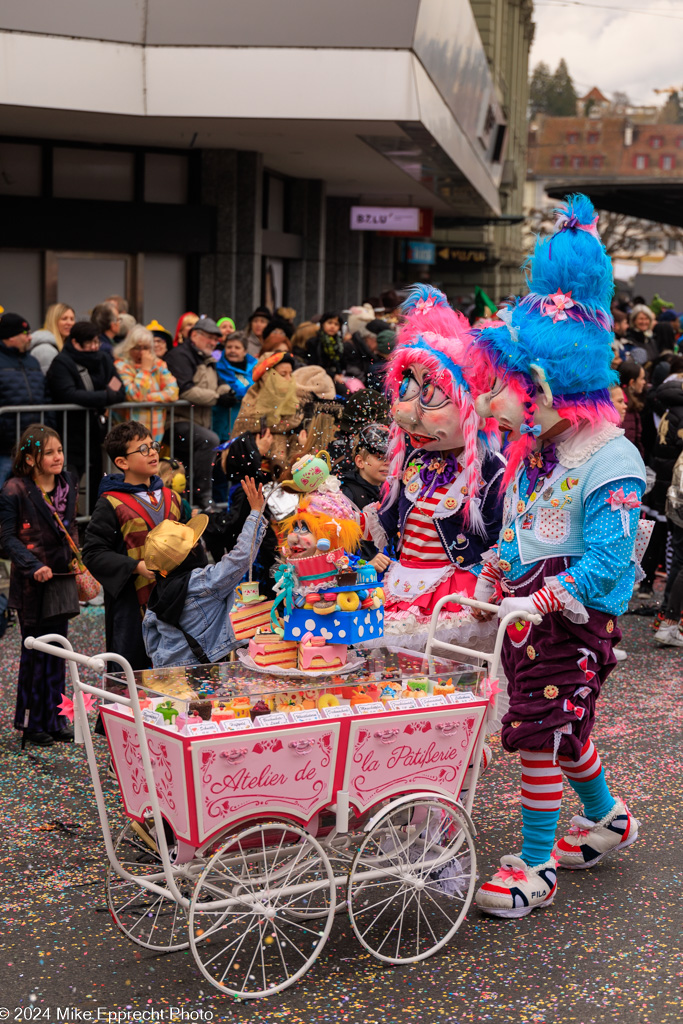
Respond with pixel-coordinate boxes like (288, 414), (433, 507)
(350, 206), (420, 232)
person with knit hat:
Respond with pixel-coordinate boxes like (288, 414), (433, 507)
(146, 319), (173, 361)
(172, 312), (198, 347)
(244, 306), (272, 359)
(216, 316), (236, 340)
(360, 284), (506, 651)
(469, 194), (647, 920)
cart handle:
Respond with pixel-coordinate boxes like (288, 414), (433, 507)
(424, 592), (542, 682)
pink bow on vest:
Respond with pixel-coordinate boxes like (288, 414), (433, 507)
(496, 865), (527, 883)
(606, 488), (641, 537)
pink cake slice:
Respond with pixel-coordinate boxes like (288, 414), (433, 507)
(249, 631), (298, 668)
(230, 599), (275, 640)
(298, 633), (347, 672)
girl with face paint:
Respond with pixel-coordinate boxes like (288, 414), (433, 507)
(469, 194), (648, 921)
(358, 285), (506, 652)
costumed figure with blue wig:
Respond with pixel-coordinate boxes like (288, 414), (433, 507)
(359, 285), (506, 651)
(470, 194), (652, 920)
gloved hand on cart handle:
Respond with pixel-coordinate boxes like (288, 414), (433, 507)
(498, 586), (563, 620)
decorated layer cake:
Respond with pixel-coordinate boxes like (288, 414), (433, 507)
(230, 599), (276, 640)
(249, 630), (298, 669)
(298, 632), (347, 671)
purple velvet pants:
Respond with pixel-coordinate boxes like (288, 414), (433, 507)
(500, 558), (620, 761)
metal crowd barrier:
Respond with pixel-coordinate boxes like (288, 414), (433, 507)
(0, 400), (198, 520)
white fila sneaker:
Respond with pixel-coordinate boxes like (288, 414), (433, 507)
(553, 798), (639, 870)
(475, 855), (557, 919)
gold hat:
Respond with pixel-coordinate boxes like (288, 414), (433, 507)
(144, 515), (209, 573)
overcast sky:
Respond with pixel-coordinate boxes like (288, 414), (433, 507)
(530, 0), (683, 106)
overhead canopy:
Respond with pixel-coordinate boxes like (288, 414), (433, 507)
(546, 181), (683, 229)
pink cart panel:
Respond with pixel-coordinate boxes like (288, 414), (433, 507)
(190, 721), (341, 843)
(103, 710), (194, 842)
(342, 704), (487, 815)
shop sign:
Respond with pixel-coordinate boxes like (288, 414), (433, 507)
(351, 206), (421, 232)
(406, 241), (436, 264)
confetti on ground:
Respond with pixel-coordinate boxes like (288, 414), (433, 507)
(0, 600), (680, 1023)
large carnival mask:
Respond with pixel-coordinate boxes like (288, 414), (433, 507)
(392, 363), (464, 452)
(475, 367), (564, 441)
(475, 377), (526, 436)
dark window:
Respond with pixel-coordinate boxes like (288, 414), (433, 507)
(566, 132), (579, 144)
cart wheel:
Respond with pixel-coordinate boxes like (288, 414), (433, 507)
(347, 796), (476, 964)
(105, 820), (192, 951)
(285, 832), (358, 919)
(189, 820), (336, 998)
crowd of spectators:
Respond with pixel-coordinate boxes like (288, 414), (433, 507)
(608, 294), (683, 643)
(0, 296), (399, 510)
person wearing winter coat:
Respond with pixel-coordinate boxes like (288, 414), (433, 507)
(654, 448), (683, 646)
(164, 317), (232, 508)
(46, 321), (123, 510)
(0, 424), (80, 746)
(306, 313), (346, 377)
(243, 305), (272, 359)
(213, 333), (258, 440)
(0, 312), (47, 487)
(113, 324), (179, 441)
(622, 305), (655, 365)
(230, 352), (304, 472)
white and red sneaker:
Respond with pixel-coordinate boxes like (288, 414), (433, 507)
(475, 855), (557, 919)
(553, 798), (638, 870)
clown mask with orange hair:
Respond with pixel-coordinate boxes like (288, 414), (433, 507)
(281, 495), (362, 561)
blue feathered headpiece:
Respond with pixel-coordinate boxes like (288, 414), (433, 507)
(473, 193), (617, 405)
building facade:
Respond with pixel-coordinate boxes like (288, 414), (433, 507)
(0, 0), (534, 327)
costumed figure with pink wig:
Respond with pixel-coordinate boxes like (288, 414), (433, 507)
(360, 285), (506, 651)
(469, 194), (651, 920)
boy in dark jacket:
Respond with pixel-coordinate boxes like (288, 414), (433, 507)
(341, 424), (391, 570)
(82, 421), (183, 671)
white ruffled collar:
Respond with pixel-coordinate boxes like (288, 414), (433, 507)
(555, 422), (624, 469)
